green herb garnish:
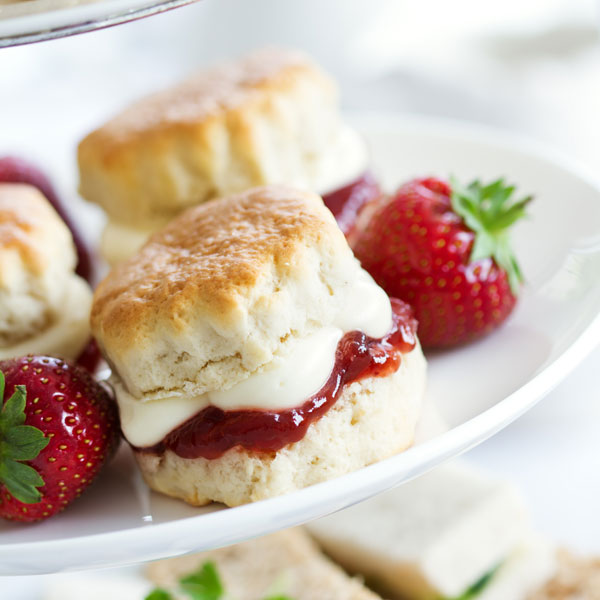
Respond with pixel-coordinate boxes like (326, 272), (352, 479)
(445, 564), (501, 600)
(145, 561), (293, 600)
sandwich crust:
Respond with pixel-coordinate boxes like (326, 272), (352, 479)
(78, 47), (366, 230)
(91, 186), (360, 400)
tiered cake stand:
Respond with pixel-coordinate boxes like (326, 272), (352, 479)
(1, 2), (599, 578)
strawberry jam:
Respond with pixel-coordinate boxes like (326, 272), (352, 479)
(142, 298), (416, 460)
(322, 172), (381, 236)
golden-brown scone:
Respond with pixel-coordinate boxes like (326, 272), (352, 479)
(92, 186), (373, 400)
(78, 47), (367, 264)
(0, 184), (91, 359)
(147, 529), (383, 600)
(92, 185), (426, 506)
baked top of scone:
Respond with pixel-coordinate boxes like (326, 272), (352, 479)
(78, 47), (367, 228)
(91, 185), (391, 401)
(92, 185), (347, 335)
(0, 183), (75, 276)
(83, 48), (330, 142)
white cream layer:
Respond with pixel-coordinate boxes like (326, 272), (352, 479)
(116, 270), (393, 448)
(101, 222), (155, 267)
(312, 125), (369, 196)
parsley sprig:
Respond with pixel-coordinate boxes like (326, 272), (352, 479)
(145, 561), (293, 600)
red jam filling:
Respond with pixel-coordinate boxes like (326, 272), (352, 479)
(322, 172), (381, 236)
(141, 298), (416, 460)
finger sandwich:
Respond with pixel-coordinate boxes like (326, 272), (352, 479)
(308, 462), (556, 600)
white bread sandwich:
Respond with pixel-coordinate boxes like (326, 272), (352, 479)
(307, 462), (556, 600)
(0, 183), (92, 361)
(78, 48), (370, 265)
(90, 185), (426, 507)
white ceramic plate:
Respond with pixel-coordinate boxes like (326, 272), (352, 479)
(0, 114), (599, 576)
(0, 0), (198, 47)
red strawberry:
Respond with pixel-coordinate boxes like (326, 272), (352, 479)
(352, 177), (531, 348)
(76, 339), (103, 375)
(0, 356), (120, 522)
(322, 172), (381, 236)
(0, 156), (95, 283)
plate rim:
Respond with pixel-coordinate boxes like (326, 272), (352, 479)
(0, 0), (199, 47)
(1, 113), (599, 574)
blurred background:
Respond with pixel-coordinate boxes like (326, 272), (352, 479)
(2, 0), (600, 174)
(1, 0), (599, 558)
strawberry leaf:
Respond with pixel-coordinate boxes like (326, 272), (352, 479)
(450, 176), (531, 295)
(0, 384), (27, 430)
(0, 460), (45, 504)
(469, 231), (496, 264)
(4, 425), (51, 460)
(0, 377), (49, 504)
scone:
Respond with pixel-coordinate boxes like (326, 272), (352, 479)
(91, 185), (426, 506)
(0, 183), (92, 360)
(147, 528), (382, 600)
(78, 47), (370, 265)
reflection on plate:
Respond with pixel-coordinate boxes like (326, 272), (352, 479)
(0, 114), (599, 575)
(0, 0), (198, 47)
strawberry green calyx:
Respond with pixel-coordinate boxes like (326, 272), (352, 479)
(450, 177), (531, 295)
(0, 372), (49, 504)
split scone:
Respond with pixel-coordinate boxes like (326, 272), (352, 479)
(147, 529), (382, 600)
(78, 47), (370, 265)
(90, 186), (426, 506)
(0, 183), (92, 360)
